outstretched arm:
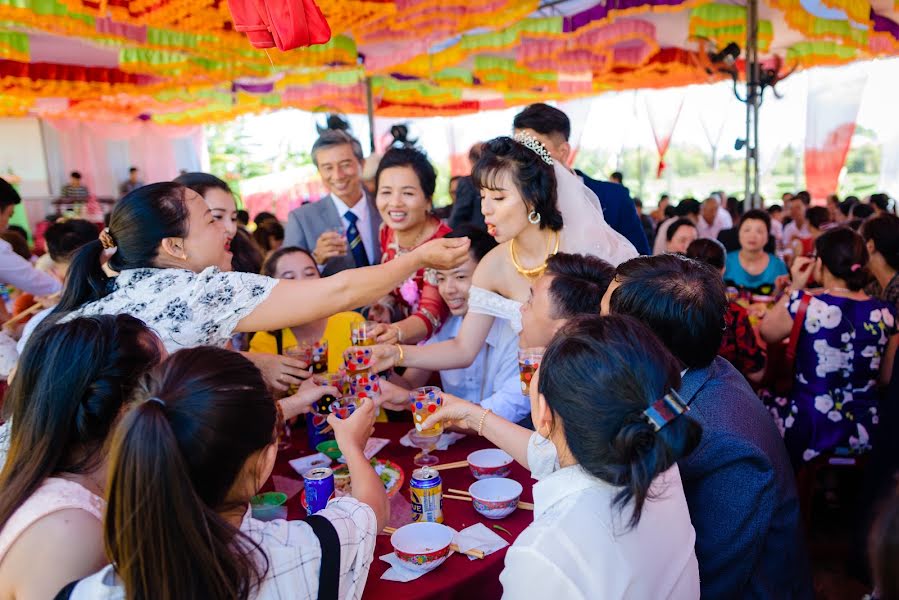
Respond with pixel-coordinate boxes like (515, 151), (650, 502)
(236, 238), (469, 333)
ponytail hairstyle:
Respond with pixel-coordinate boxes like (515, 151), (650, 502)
(862, 213), (899, 272)
(105, 347), (276, 600)
(0, 315), (162, 530)
(537, 314), (702, 529)
(51, 182), (189, 314)
(473, 136), (563, 232)
(815, 226), (870, 291)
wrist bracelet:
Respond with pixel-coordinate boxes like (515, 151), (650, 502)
(476, 408), (492, 437)
(392, 324), (404, 344)
(395, 344), (405, 367)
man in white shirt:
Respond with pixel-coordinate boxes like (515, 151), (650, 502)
(0, 178), (60, 298)
(283, 130), (382, 276)
(782, 192), (811, 255)
(696, 196), (733, 241)
(394, 227), (528, 423)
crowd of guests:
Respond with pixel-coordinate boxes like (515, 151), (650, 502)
(0, 101), (897, 600)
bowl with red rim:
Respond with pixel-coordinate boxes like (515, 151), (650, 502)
(467, 448), (513, 480)
(390, 522), (455, 573)
(469, 478), (522, 519)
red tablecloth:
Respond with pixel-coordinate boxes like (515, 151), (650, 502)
(267, 421), (535, 600)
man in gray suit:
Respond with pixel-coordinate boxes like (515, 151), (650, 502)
(284, 129), (382, 276)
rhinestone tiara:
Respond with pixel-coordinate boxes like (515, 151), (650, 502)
(513, 132), (554, 167)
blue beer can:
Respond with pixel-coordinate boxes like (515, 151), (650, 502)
(303, 467), (335, 514)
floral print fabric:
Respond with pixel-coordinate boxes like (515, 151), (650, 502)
(66, 267), (277, 353)
(763, 290), (896, 464)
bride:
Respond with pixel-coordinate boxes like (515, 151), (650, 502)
(370, 133), (637, 383)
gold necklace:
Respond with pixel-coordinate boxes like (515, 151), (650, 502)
(510, 231), (560, 280)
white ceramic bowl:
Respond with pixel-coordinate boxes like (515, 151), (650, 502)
(468, 477), (523, 520)
(467, 448), (513, 480)
(390, 522), (455, 573)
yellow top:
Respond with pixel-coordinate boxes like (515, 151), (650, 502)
(250, 311), (364, 373)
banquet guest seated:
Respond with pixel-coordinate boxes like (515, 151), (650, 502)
(650, 193), (670, 224)
(237, 210), (250, 229)
(388, 226), (527, 423)
(518, 252), (615, 349)
(724, 209), (788, 296)
(634, 198), (655, 247)
(696, 195), (733, 241)
(230, 227), (265, 275)
(60, 171), (89, 202)
(687, 239), (765, 383)
(12, 219), (98, 349)
(760, 227), (898, 465)
(250, 246), (363, 373)
(861, 213), (899, 310)
(789, 206), (831, 262)
(0, 177), (61, 297)
(603, 253), (813, 600)
(284, 129), (382, 276)
(420, 315), (702, 599)
(118, 167), (143, 197)
(252, 220), (284, 255)
(767, 204), (785, 249)
(23, 182), (468, 356)
(66, 346), (385, 600)
(853, 203), (875, 221)
(0, 315), (163, 600)
(665, 217), (698, 254)
(512, 103), (650, 255)
(370, 145), (452, 344)
(653, 198), (700, 255)
(782, 192), (811, 255)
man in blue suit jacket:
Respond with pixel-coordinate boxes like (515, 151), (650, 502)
(512, 103), (650, 255)
(605, 254), (813, 600)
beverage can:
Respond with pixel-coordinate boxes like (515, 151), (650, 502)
(410, 467), (443, 523)
(306, 412), (333, 448)
(303, 467), (335, 514)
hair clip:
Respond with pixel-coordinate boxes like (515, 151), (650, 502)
(850, 263), (862, 272)
(98, 228), (116, 250)
(642, 389), (689, 432)
(146, 396), (166, 407)
(512, 132), (554, 166)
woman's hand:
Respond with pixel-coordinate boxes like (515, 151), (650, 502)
(350, 343), (401, 373)
(376, 378), (412, 412)
(414, 237), (471, 271)
(774, 274), (791, 294)
(790, 256), (816, 291)
(243, 352), (310, 392)
(280, 377), (339, 420)
(374, 323), (401, 345)
(328, 396), (377, 455)
(420, 393), (481, 431)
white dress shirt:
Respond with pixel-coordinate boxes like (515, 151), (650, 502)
(696, 207), (733, 241)
(0, 239), (60, 296)
(500, 433), (700, 600)
(331, 193), (377, 266)
(782, 220), (810, 255)
(425, 314), (528, 423)
(71, 497), (378, 600)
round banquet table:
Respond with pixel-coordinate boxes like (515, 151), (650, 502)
(265, 421), (535, 600)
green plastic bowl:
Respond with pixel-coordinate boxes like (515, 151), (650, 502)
(251, 491), (287, 507)
(316, 440), (343, 460)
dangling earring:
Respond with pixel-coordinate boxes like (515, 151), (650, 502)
(528, 210), (541, 225)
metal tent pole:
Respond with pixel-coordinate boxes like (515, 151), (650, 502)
(365, 76), (376, 153)
(744, 0), (761, 209)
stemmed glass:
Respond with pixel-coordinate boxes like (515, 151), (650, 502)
(407, 386), (444, 466)
(407, 428), (440, 467)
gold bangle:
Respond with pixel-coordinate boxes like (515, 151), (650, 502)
(392, 324), (404, 344)
(476, 408), (492, 437)
(395, 344), (404, 367)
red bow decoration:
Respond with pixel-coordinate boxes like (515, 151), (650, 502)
(228, 0), (332, 51)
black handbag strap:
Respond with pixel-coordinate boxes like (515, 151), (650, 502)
(306, 514), (341, 600)
(53, 580), (79, 600)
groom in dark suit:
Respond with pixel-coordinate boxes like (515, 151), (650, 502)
(512, 104), (650, 255)
(284, 129), (382, 276)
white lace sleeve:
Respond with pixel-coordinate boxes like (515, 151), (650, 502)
(183, 268), (279, 345)
(0, 420), (10, 473)
(468, 286), (523, 333)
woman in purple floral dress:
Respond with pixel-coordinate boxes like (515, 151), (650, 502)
(760, 228), (898, 466)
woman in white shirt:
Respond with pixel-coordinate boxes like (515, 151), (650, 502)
(67, 346), (387, 600)
(35, 182), (469, 355)
(421, 314), (703, 599)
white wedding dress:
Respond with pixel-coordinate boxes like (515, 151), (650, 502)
(469, 162), (638, 333)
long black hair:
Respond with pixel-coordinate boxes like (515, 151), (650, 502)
(105, 347), (275, 600)
(538, 314), (702, 529)
(0, 315), (162, 531)
(52, 182), (189, 315)
(816, 226), (870, 291)
(862, 213), (899, 272)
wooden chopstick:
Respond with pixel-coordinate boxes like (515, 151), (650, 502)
(433, 460), (468, 471)
(448, 488), (534, 511)
(2, 298), (51, 328)
(381, 526), (485, 559)
(320, 424), (333, 435)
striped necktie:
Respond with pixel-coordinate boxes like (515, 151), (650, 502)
(343, 211), (370, 267)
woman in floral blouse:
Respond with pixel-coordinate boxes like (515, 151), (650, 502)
(760, 227), (898, 466)
(372, 147), (452, 344)
(37, 182), (468, 358)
